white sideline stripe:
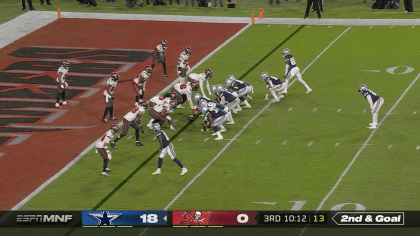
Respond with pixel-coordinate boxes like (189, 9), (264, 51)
(11, 20), (252, 211)
(300, 72), (420, 236)
(317, 74), (420, 207)
(161, 25), (351, 213)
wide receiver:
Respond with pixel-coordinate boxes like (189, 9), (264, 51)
(96, 124), (119, 177)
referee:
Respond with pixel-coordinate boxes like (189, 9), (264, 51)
(305, 0), (321, 19)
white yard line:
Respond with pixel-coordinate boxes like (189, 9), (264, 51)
(162, 26), (352, 212)
(299, 72), (420, 236)
(10, 18), (252, 211)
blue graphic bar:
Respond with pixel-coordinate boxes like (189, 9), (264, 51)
(82, 210), (167, 226)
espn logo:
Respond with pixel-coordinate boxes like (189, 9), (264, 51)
(16, 215), (73, 223)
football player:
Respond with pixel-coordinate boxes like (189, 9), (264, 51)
(177, 46), (192, 83)
(110, 102), (146, 149)
(102, 72), (132, 123)
(171, 81), (199, 111)
(55, 60), (70, 108)
(152, 40), (169, 77)
(188, 69), (213, 98)
(96, 124), (118, 177)
(215, 84), (241, 114)
(201, 106), (230, 140)
(147, 98), (176, 131)
(282, 48), (312, 94)
(193, 93), (229, 113)
(225, 75), (253, 108)
(260, 71), (287, 102)
(152, 123), (188, 175)
(358, 84), (385, 129)
(132, 65), (153, 106)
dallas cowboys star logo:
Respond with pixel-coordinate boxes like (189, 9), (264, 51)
(88, 211), (122, 225)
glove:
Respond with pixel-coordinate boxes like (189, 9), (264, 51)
(158, 147), (162, 152)
(265, 94), (269, 100)
(106, 150), (112, 160)
(193, 109), (198, 115)
(170, 125), (176, 131)
(140, 126), (144, 133)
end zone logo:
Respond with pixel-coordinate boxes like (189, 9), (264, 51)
(16, 214), (73, 223)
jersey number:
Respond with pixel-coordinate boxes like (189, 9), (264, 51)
(131, 106), (140, 114)
(180, 83), (187, 90)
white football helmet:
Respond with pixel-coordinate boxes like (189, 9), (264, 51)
(282, 48), (291, 57)
(201, 106), (209, 114)
(216, 84), (224, 95)
(210, 85), (218, 95)
(152, 123), (161, 133)
(260, 71), (269, 81)
(199, 100), (208, 109)
(193, 93), (202, 103)
(225, 75), (235, 88)
(358, 84), (368, 94)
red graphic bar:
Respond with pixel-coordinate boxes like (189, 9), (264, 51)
(172, 211), (257, 226)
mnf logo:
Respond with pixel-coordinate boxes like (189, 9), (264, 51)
(16, 215), (73, 223)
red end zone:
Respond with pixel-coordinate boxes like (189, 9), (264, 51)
(0, 18), (247, 210)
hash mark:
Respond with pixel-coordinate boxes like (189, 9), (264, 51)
(268, 25), (271, 27)
(414, 111), (417, 114)
(417, 146), (420, 150)
(127, 135), (132, 139)
(152, 136), (157, 140)
(178, 137), (183, 141)
(337, 109), (341, 112)
(288, 108), (293, 111)
(256, 140), (261, 144)
(328, 26), (331, 28)
(308, 142), (313, 146)
(307, 26), (311, 28)
(204, 138), (209, 142)
(388, 145), (393, 149)
(413, 26), (415, 28)
(288, 25), (291, 27)
(282, 141), (287, 145)
(363, 110), (366, 113)
(313, 108), (317, 112)
(390, 26), (394, 28)
(335, 143), (340, 147)
(370, 26), (373, 28)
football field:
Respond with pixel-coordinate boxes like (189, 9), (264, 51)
(4, 16), (420, 236)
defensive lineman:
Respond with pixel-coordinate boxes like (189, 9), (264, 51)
(152, 123), (188, 175)
(188, 69), (213, 98)
(55, 60), (70, 108)
(177, 46), (192, 83)
(151, 40), (169, 77)
(260, 71), (288, 102)
(96, 124), (119, 177)
(282, 48), (312, 94)
(171, 81), (199, 111)
(110, 102), (146, 148)
(358, 84), (384, 129)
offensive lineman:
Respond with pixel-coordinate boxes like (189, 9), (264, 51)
(151, 39), (169, 77)
(152, 123), (188, 175)
(110, 102), (146, 148)
(358, 84), (385, 129)
(201, 106), (230, 141)
(260, 71), (288, 102)
(188, 69), (213, 98)
(102, 72), (132, 123)
(177, 46), (192, 83)
(282, 48), (312, 94)
(96, 124), (119, 177)
(214, 84), (241, 114)
(132, 65), (153, 106)
(55, 60), (70, 108)
(225, 75), (253, 108)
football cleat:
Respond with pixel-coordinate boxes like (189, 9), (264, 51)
(62, 101), (67, 105)
(105, 168), (112, 172)
(164, 74), (169, 77)
(136, 141), (145, 146)
(110, 142), (117, 149)
(152, 169), (161, 175)
(55, 103), (61, 108)
(102, 172), (111, 177)
(102, 118), (109, 123)
(246, 95), (253, 100)
(180, 167), (188, 176)
(306, 89), (312, 94)
(177, 104), (185, 109)
(147, 123), (153, 129)
(367, 125), (377, 129)
(220, 127), (227, 133)
(215, 136), (223, 141)
(110, 116), (118, 120)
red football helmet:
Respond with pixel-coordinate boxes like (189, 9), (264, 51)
(190, 82), (199, 91)
(111, 72), (120, 80)
(185, 46), (192, 55)
(145, 65), (153, 74)
(110, 124), (119, 132)
(139, 99), (148, 108)
(61, 59), (70, 68)
(170, 92), (177, 100)
(161, 39), (168, 47)
(205, 69), (212, 79)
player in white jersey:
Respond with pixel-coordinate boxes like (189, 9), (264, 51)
(282, 48), (312, 94)
(177, 46), (192, 83)
(132, 65), (153, 106)
(260, 71), (288, 102)
(152, 40), (169, 77)
(102, 72), (132, 123)
(96, 124), (119, 177)
(110, 101), (146, 149)
(171, 81), (199, 112)
(55, 60), (70, 108)
(188, 69), (213, 98)
(147, 99), (177, 131)
(358, 84), (385, 129)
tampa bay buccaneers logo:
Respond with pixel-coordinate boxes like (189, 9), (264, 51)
(179, 211), (212, 225)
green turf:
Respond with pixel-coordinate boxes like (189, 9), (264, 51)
(1, 0), (420, 26)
